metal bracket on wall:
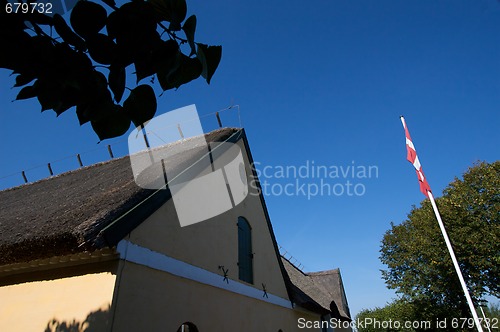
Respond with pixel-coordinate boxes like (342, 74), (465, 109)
(262, 283), (268, 298)
(218, 265), (229, 284)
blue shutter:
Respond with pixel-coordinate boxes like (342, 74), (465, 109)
(238, 217), (253, 284)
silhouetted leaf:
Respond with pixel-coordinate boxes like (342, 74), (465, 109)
(148, 0), (186, 28)
(65, 50), (94, 86)
(53, 86), (80, 116)
(158, 53), (201, 91)
(70, 1), (107, 38)
(0, 32), (29, 71)
(14, 74), (35, 87)
(90, 70), (112, 98)
(109, 65), (125, 103)
(101, 0), (116, 8)
(182, 15), (196, 56)
(28, 35), (56, 74)
(110, 2), (160, 67)
(197, 44), (222, 84)
(76, 103), (90, 125)
(152, 39), (179, 71)
(87, 33), (117, 65)
(91, 105), (131, 141)
(37, 79), (61, 111)
(123, 85), (157, 127)
(15, 82), (38, 100)
(134, 58), (155, 83)
(134, 39), (177, 83)
(53, 14), (86, 51)
(119, 1), (158, 36)
(27, 12), (54, 26)
(106, 10), (122, 40)
(77, 86), (114, 124)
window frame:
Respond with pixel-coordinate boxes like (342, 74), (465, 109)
(237, 216), (253, 284)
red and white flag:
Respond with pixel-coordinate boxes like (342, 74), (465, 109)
(400, 116), (431, 197)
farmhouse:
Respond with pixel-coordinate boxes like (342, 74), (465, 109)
(0, 128), (352, 331)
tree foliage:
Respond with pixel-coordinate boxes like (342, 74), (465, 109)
(0, 0), (222, 140)
(356, 300), (499, 332)
(380, 161), (500, 318)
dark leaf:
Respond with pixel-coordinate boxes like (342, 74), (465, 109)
(123, 85), (157, 127)
(182, 15), (196, 56)
(14, 74), (35, 87)
(15, 82), (38, 100)
(106, 10), (122, 40)
(35, 78), (77, 116)
(152, 39), (179, 72)
(148, 0), (186, 27)
(53, 14), (86, 51)
(65, 50), (94, 85)
(70, 1), (107, 38)
(111, 3), (160, 67)
(91, 105), (131, 141)
(0, 11), (32, 70)
(109, 65), (125, 103)
(52, 86), (80, 116)
(37, 79), (62, 111)
(30, 22), (44, 36)
(76, 103), (91, 125)
(77, 89), (114, 124)
(119, 1), (158, 35)
(134, 57), (155, 83)
(0, 6), (26, 31)
(91, 71), (109, 95)
(101, 0), (116, 8)
(196, 44), (222, 84)
(86, 33), (117, 65)
(27, 12), (54, 26)
(28, 35), (56, 70)
(158, 53), (201, 91)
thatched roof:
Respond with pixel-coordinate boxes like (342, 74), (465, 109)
(0, 128), (240, 266)
(281, 257), (351, 320)
(0, 127), (350, 319)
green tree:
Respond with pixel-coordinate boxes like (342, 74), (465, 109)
(380, 161), (500, 320)
(356, 300), (499, 331)
(355, 300), (420, 332)
(480, 303), (500, 330)
(0, 0), (221, 140)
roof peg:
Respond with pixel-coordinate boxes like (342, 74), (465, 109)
(177, 123), (184, 139)
(107, 145), (114, 159)
(47, 163), (54, 176)
(216, 111), (223, 128)
(76, 154), (83, 167)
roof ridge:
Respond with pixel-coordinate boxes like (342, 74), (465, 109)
(308, 268), (340, 276)
(0, 155), (130, 193)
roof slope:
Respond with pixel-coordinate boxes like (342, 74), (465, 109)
(0, 128), (239, 265)
(281, 257), (351, 320)
(309, 270), (351, 319)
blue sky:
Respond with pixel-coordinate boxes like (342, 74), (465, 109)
(1, 0), (500, 317)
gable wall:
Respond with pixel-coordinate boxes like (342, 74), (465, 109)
(127, 138), (290, 300)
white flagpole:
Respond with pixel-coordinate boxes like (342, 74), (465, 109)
(427, 191), (483, 332)
(480, 306), (492, 332)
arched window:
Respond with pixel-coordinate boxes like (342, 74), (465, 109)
(237, 217), (253, 284)
(176, 322), (199, 332)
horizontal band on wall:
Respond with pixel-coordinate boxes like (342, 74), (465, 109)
(117, 240), (293, 309)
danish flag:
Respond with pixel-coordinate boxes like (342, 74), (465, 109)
(400, 116), (431, 197)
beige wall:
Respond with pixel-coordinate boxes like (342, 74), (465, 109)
(112, 261), (322, 332)
(128, 139), (290, 300)
(0, 272), (116, 331)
